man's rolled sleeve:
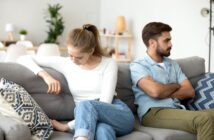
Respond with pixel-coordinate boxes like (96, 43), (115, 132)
(130, 62), (150, 87)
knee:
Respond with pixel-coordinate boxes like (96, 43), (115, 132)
(77, 100), (92, 108)
(75, 100), (97, 115)
(196, 112), (214, 126)
(96, 123), (115, 139)
(75, 100), (95, 111)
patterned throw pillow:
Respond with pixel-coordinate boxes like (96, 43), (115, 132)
(0, 78), (53, 140)
(187, 73), (214, 110)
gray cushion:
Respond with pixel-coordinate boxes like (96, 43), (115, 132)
(0, 114), (31, 140)
(0, 62), (75, 121)
(116, 63), (137, 113)
(117, 131), (152, 140)
(134, 118), (196, 140)
(49, 131), (74, 140)
(176, 56), (205, 87)
(49, 130), (151, 140)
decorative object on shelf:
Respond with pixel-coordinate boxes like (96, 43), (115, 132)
(115, 16), (126, 35)
(100, 33), (132, 63)
(19, 29), (28, 41)
(5, 23), (14, 41)
(44, 3), (64, 44)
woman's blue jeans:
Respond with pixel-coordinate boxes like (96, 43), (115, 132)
(73, 99), (135, 140)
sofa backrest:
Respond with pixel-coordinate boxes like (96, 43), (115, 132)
(0, 56), (206, 119)
(0, 62), (75, 121)
(116, 63), (137, 113)
(175, 56), (205, 88)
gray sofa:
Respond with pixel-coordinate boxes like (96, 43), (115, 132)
(0, 56), (205, 140)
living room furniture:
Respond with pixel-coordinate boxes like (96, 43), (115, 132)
(16, 41), (35, 55)
(0, 46), (68, 57)
(0, 56), (205, 140)
(100, 33), (132, 63)
(36, 44), (60, 57)
(4, 45), (27, 62)
(0, 42), (6, 62)
(16, 41), (34, 48)
(1, 41), (16, 47)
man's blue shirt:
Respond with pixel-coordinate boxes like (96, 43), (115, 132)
(130, 54), (187, 120)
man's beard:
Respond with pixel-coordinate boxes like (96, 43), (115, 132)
(156, 43), (171, 57)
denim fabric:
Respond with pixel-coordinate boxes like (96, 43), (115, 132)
(73, 99), (135, 140)
(130, 53), (187, 119)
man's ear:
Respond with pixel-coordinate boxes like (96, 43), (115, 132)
(148, 38), (157, 47)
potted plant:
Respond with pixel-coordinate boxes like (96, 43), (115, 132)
(19, 29), (28, 41)
(44, 3), (64, 44)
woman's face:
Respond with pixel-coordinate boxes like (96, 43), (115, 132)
(67, 45), (92, 65)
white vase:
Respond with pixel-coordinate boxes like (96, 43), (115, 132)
(20, 35), (26, 41)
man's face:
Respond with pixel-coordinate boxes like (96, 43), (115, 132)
(155, 32), (172, 57)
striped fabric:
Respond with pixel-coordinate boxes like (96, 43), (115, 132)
(187, 73), (214, 110)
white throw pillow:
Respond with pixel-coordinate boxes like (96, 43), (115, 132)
(0, 78), (53, 140)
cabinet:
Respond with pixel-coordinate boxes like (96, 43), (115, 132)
(100, 33), (133, 63)
(1, 41), (17, 47)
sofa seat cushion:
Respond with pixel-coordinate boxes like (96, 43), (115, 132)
(134, 118), (196, 140)
(0, 113), (31, 140)
(0, 78), (53, 139)
(49, 131), (74, 140)
(187, 73), (214, 110)
(49, 130), (152, 140)
(117, 131), (152, 140)
(137, 126), (196, 140)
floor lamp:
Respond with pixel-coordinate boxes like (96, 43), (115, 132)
(203, 0), (214, 72)
(208, 0), (213, 72)
(208, 0), (214, 72)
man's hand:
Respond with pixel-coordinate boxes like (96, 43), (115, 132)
(38, 71), (61, 94)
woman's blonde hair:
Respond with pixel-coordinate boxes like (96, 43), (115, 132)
(66, 24), (104, 56)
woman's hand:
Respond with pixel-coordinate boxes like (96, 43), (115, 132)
(38, 71), (61, 94)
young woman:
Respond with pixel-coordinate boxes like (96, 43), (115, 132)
(17, 24), (134, 140)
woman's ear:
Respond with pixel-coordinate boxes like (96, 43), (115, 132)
(89, 48), (95, 55)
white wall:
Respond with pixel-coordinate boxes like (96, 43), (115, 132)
(0, 0), (100, 46)
(1, 0), (213, 71)
(100, 0), (213, 72)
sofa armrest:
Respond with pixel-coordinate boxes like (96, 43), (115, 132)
(0, 128), (3, 140)
(0, 115), (31, 140)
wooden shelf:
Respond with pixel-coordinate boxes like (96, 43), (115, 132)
(100, 33), (133, 63)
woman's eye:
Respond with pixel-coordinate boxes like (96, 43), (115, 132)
(70, 55), (82, 60)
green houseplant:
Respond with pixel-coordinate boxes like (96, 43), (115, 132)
(19, 29), (27, 35)
(19, 29), (28, 41)
(44, 3), (64, 44)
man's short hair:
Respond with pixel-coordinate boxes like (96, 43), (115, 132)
(142, 22), (172, 47)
